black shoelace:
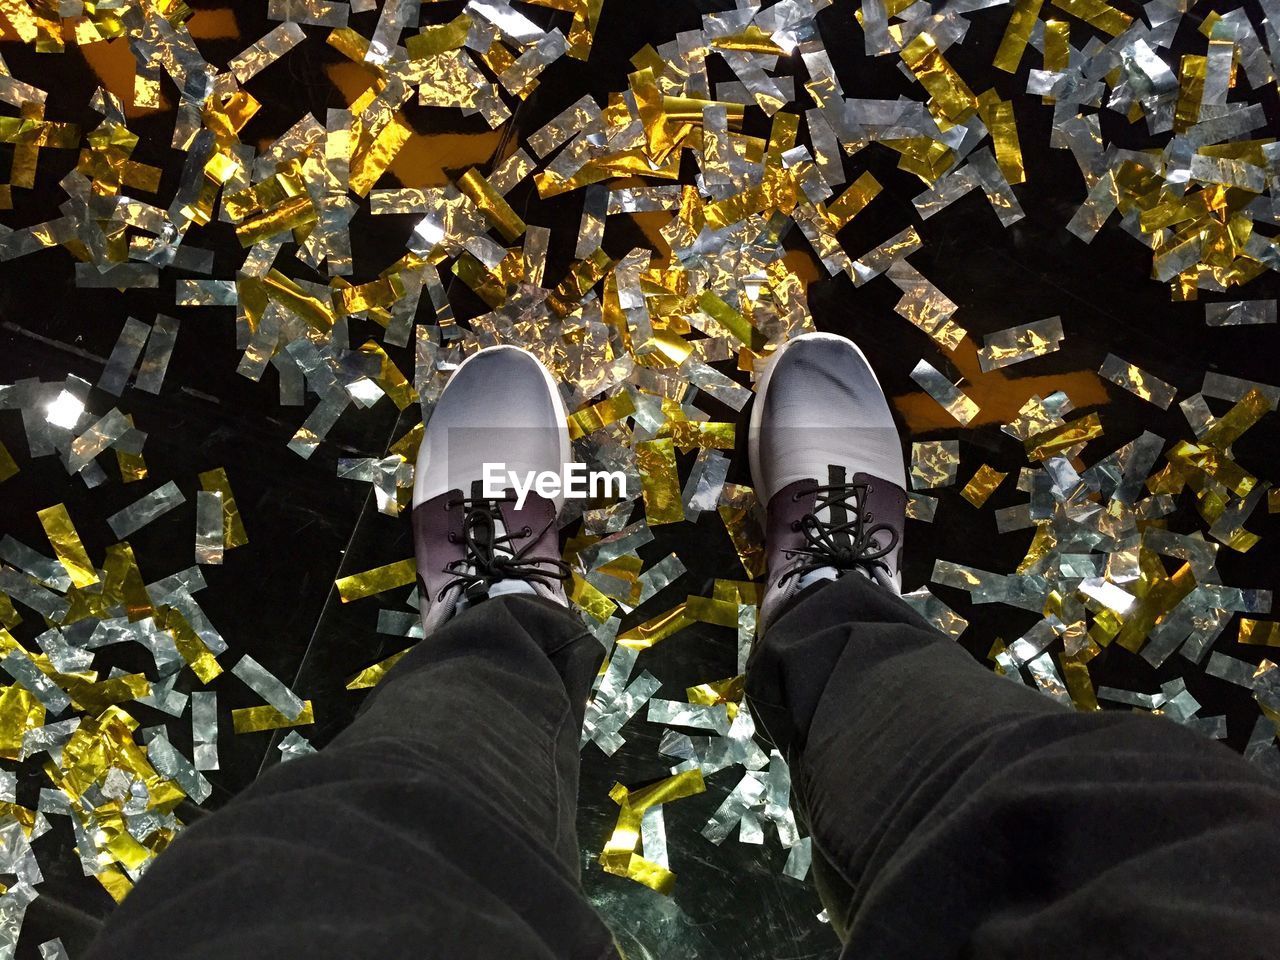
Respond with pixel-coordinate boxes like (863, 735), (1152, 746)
(439, 492), (569, 603)
(779, 472), (898, 587)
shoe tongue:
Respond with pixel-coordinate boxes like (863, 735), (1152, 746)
(460, 483), (547, 602)
(813, 465), (854, 552)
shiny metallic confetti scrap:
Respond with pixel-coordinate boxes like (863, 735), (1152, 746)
(97, 317), (150, 397)
(230, 22), (307, 84)
(978, 316), (1064, 371)
(35, 505), (96, 589)
(195, 491), (224, 565)
(198, 468), (248, 549)
(278, 730), (318, 761)
(106, 481), (186, 538)
(0, 441), (17, 482)
(911, 440), (960, 490)
(1239, 620), (1280, 648)
(134, 315), (180, 395)
(231, 655), (306, 722)
(901, 587), (969, 639)
(1205, 301), (1277, 327)
(960, 465), (1007, 508)
(1098, 354), (1177, 410)
(335, 558), (416, 603)
(910, 360), (980, 425)
(191, 690), (218, 771)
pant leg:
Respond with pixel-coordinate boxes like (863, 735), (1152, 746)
(746, 573), (1280, 960)
(88, 595), (618, 960)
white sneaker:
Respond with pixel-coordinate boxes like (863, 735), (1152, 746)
(411, 346), (571, 635)
(748, 333), (908, 633)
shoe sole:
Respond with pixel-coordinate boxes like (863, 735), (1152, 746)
(418, 344), (573, 513)
(747, 331), (889, 501)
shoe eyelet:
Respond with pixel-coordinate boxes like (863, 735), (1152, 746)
(444, 499), (458, 511)
(865, 512), (873, 523)
(866, 483), (874, 493)
(790, 520), (801, 531)
(447, 533), (457, 543)
(521, 526), (532, 537)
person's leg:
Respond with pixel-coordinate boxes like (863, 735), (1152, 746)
(88, 593), (617, 960)
(747, 572), (1280, 959)
(745, 332), (1280, 958)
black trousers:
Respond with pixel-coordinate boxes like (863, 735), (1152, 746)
(89, 575), (1280, 959)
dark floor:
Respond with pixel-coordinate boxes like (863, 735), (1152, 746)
(1, 1), (1278, 958)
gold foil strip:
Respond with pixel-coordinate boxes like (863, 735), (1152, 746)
(346, 650), (411, 690)
(697, 290), (764, 350)
(1167, 441), (1257, 498)
(160, 607), (223, 684)
(198, 468), (249, 549)
(0, 442), (17, 482)
(1239, 620), (1280, 647)
(406, 13), (472, 58)
(960, 465), (1007, 508)
(900, 33), (978, 126)
(571, 574), (618, 623)
(1049, 0), (1132, 36)
(358, 341), (418, 410)
(824, 171), (881, 230)
(886, 261), (966, 350)
(911, 440), (961, 490)
(457, 168), (527, 242)
(636, 438), (684, 525)
(231, 700), (315, 734)
(994, 0), (1045, 73)
(717, 483), (765, 579)
(336, 558), (417, 602)
(102, 542), (153, 622)
(1199, 389), (1273, 451)
(36, 505), (98, 589)
(977, 91), (1025, 185)
(568, 392), (636, 441)
(1026, 413), (1103, 460)
(685, 595), (739, 628)
(617, 602), (692, 651)
(350, 115), (413, 197)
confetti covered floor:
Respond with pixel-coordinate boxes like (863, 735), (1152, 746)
(1, 0), (1279, 957)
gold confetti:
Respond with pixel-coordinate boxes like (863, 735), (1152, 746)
(457, 168), (526, 242)
(336, 558), (418, 603)
(1026, 413), (1103, 460)
(960, 465), (1007, 507)
(568, 392), (636, 441)
(901, 33), (979, 125)
(232, 700), (316, 734)
(37, 504), (99, 589)
(977, 91), (1025, 185)
(1239, 620), (1280, 647)
(994, 0), (1045, 73)
(1049, 0), (1132, 36)
(199, 467), (249, 549)
(617, 602), (692, 651)
(0, 441), (17, 482)
(358, 341), (419, 411)
(636, 438), (684, 525)
(570, 574), (617, 623)
(824, 171), (881, 230)
(346, 650), (411, 690)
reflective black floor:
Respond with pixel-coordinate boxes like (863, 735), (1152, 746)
(1, 1), (1277, 958)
